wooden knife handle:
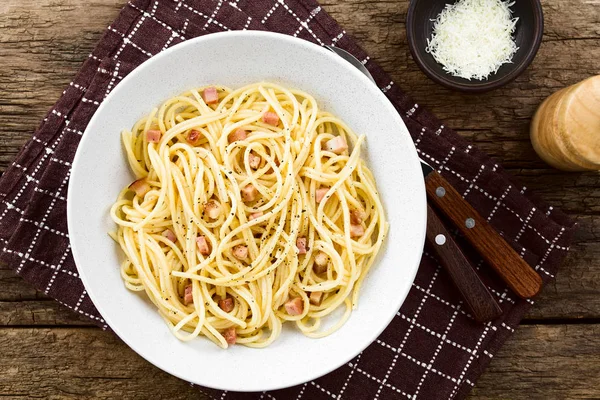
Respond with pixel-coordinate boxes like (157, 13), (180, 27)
(426, 204), (503, 322)
(425, 171), (543, 299)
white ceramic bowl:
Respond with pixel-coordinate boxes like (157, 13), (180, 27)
(67, 31), (426, 392)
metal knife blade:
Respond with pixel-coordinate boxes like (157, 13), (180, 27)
(420, 159), (435, 177)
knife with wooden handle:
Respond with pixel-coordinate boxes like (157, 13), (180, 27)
(426, 204), (503, 322)
(422, 162), (543, 299)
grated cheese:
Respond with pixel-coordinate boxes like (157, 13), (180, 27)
(425, 0), (519, 81)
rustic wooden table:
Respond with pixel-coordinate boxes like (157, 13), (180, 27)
(1, 0), (599, 398)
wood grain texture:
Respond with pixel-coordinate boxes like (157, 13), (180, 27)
(0, 0), (123, 171)
(0, 0), (599, 398)
(469, 324), (600, 400)
(426, 204), (502, 322)
(426, 171), (543, 299)
(0, 301), (92, 326)
(0, 328), (205, 399)
(0, 326), (597, 399)
(530, 76), (600, 171)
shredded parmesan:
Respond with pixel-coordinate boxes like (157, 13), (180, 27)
(426, 0), (519, 81)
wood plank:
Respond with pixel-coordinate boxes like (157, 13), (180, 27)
(526, 215), (600, 319)
(469, 324), (600, 399)
(0, 327), (207, 399)
(0, 0), (124, 172)
(0, 325), (597, 399)
(0, 301), (92, 326)
(0, 268), (47, 301)
(510, 171), (600, 215)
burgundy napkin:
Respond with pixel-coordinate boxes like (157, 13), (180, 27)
(0, 0), (576, 399)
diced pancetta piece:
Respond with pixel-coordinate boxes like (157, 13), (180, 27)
(350, 224), (365, 237)
(219, 297), (235, 313)
(241, 184), (257, 202)
(146, 129), (162, 143)
(284, 297), (304, 316)
(187, 129), (202, 145)
(161, 229), (176, 243)
(316, 188), (329, 203)
(128, 179), (151, 197)
(228, 128), (247, 143)
(196, 236), (211, 255)
(232, 245), (248, 260)
(296, 237), (308, 255)
(325, 136), (348, 154)
(184, 285), (193, 305)
(202, 86), (219, 104)
(204, 200), (221, 219)
(313, 251), (329, 274)
(309, 291), (323, 306)
(248, 152), (261, 169)
(350, 208), (367, 224)
(249, 211), (264, 221)
(223, 327), (237, 345)
(262, 111), (280, 126)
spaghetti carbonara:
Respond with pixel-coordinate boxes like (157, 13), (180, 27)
(110, 82), (388, 348)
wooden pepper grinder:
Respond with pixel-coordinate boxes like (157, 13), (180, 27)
(531, 75), (600, 171)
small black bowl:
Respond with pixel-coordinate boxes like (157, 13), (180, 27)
(406, 0), (544, 93)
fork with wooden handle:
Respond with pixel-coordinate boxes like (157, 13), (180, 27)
(426, 204), (503, 322)
(424, 169), (543, 299)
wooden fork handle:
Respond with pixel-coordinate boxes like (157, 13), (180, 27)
(425, 171), (543, 299)
(426, 204), (503, 322)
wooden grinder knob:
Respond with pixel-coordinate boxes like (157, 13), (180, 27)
(531, 75), (600, 171)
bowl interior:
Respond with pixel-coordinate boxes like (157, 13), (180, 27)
(67, 31), (426, 392)
(408, 0), (542, 91)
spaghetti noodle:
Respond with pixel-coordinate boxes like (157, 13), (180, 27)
(110, 82), (388, 348)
